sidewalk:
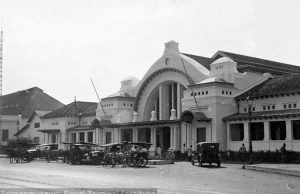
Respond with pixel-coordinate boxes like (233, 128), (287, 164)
(245, 163), (300, 177)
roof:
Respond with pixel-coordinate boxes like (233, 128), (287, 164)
(236, 74), (300, 99)
(1, 87), (64, 117)
(180, 110), (212, 123)
(214, 51), (300, 75)
(223, 109), (300, 121)
(42, 101), (97, 119)
(183, 51), (300, 76)
(66, 125), (95, 132)
(14, 110), (50, 136)
(181, 53), (212, 70)
(102, 91), (135, 100)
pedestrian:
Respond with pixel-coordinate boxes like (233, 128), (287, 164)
(181, 144), (187, 160)
(187, 145), (193, 162)
(239, 143), (247, 162)
(280, 143), (286, 162)
(156, 147), (161, 159)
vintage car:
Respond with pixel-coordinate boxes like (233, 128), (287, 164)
(101, 143), (126, 167)
(66, 142), (99, 165)
(125, 142), (152, 167)
(191, 142), (221, 167)
(39, 143), (61, 162)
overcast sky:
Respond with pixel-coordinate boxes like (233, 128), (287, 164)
(0, 0), (300, 104)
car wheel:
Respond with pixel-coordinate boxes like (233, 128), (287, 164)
(191, 160), (195, 166)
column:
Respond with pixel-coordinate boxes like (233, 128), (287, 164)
(93, 131), (96, 143)
(95, 129), (99, 144)
(173, 126), (178, 149)
(170, 127), (174, 148)
(113, 128), (119, 143)
(177, 83), (181, 119)
(76, 132), (80, 142)
(227, 123), (230, 150)
(151, 127), (157, 148)
(159, 85), (163, 120)
(133, 128), (138, 142)
(263, 121), (270, 141)
(243, 122), (250, 149)
(286, 120), (292, 140)
(171, 83), (174, 109)
(84, 132), (88, 142)
(61, 132), (66, 143)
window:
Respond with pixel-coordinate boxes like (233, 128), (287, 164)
(51, 134), (57, 143)
(289, 104), (292, 108)
(87, 132), (93, 143)
(198, 92), (201, 95)
(252, 107), (255, 112)
(190, 93), (193, 96)
(272, 105), (275, 110)
(124, 103), (126, 106)
(222, 91), (224, 94)
(250, 122), (264, 140)
(230, 123), (244, 141)
(293, 120), (300, 140)
(34, 123), (40, 128)
(106, 132), (112, 144)
(270, 121), (286, 140)
(206, 91), (208, 95)
(283, 104), (287, 109)
(263, 106), (266, 111)
(294, 104), (297, 108)
(2, 129), (9, 142)
(230, 91), (232, 95)
(79, 132), (85, 142)
(244, 108), (247, 113)
(33, 137), (40, 144)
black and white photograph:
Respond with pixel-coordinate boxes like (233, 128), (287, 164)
(0, 0), (300, 193)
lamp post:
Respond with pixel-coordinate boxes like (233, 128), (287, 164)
(246, 92), (254, 164)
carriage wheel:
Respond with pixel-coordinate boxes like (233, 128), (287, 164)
(141, 158), (148, 167)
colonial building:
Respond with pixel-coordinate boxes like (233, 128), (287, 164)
(96, 40), (300, 152)
(40, 101), (97, 144)
(0, 87), (64, 145)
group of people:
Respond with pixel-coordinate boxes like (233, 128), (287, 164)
(181, 144), (193, 161)
(238, 143), (287, 162)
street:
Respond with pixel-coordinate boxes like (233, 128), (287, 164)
(0, 158), (299, 194)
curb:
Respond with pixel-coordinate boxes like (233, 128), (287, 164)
(148, 160), (174, 165)
(245, 165), (300, 177)
(0, 155), (7, 158)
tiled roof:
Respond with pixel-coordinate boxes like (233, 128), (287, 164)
(1, 87), (64, 117)
(183, 51), (300, 76)
(236, 74), (300, 99)
(102, 91), (134, 100)
(42, 101), (97, 119)
(223, 109), (300, 121)
(214, 51), (300, 75)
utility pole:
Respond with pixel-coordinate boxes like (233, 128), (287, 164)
(0, 21), (3, 144)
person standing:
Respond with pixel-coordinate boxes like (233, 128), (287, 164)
(239, 143), (247, 162)
(187, 145), (193, 161)
(181, 144), (187, 160)
(156, 147), (162, 159)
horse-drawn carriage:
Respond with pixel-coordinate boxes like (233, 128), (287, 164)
(6, 142), (39, 163)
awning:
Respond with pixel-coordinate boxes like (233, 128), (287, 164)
(180, 110), (212, 123)
(223, 109), (300, 121)
(101, 119), (181, 128)
(37, 129), (60, 133)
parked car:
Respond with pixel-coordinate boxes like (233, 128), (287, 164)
(191, 142), (221, 167)
(125, 142), (152, 167)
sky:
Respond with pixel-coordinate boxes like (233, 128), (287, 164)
(0, 0), (300, 104)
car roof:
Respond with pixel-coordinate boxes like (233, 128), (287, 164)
(100, 143), (123, 147)
(196, 142), (219, 145)
(126, 142), (152, 146)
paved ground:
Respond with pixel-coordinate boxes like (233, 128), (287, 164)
(0, 158), (299, 194)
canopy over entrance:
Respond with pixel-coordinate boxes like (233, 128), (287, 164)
(180, 110), (211, 123)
